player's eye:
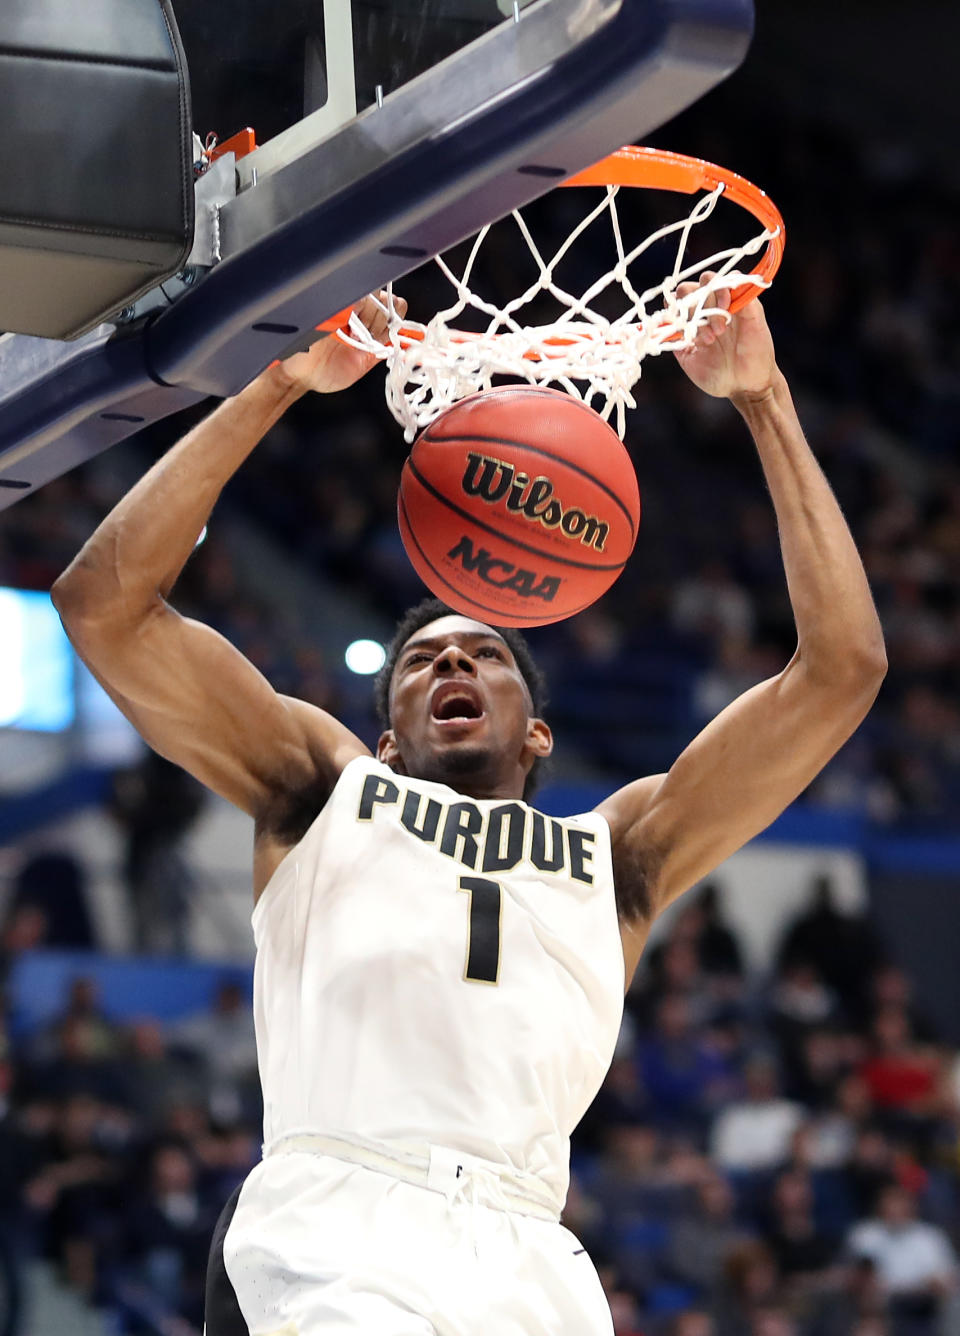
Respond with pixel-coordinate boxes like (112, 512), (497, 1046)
(404, 652), (432, 667)
(476, 646), (503, 659)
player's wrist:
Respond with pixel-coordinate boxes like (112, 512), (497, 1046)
(729, 366), (786, 416)
(252, 358), (310, 404)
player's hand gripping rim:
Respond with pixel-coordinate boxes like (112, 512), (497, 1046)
(276, 290), (408, 396)
(673, 272), (780, 404)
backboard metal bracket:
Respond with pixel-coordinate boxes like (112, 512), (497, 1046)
(299, 0), (359, 153)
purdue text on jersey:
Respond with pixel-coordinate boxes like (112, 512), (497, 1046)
(357, 771), (596, 884)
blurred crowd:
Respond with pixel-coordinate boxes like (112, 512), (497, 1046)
(568, 879), (960, 1336)
(0, 970), (260, 1334)
(2, 101), (958, 826)
(4, 879), (960, 1334)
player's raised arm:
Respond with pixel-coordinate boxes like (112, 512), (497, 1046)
(51, 296), (400, 819)
(598, 280), (886, 953)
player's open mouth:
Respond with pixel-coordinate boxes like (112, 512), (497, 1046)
(431, 683), (485, 725)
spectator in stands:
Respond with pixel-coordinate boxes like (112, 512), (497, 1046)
(710, 1056), (804, 1175)
(803, 1072), (873, 1171)
(770, 965), (837, 1037)
(858, 1007), (941, 1145)
(749, 1310), (798, 1336)
(768, 964), (840, 1099)
(637, 992), (733, 1134)
(847, 1184), (957, 1336)
(784, 1028), (848, 1110)
(671, 558), (755, 644)
(671, 1314), (716, 1336)
(575, 1052), (648, 1150)
(207, 1124), (259, 1203)
(25, 976), (121, 1068)
(22, 1012), (127, 1108)
(868, 966), (938, 1043)
(109, 750), (206, 956)
(692, 885), (745, 982)
(605, 1285), (646, 1336)
(0, 903), (48, 982)
(801, 1253), (892, 1336)
(23, 1092), (126, 1299)
(6, 852), (95, 952)
(713, 1240), (781, 1336)
(119, 1141), (216, 1331)
(629, 882), (747, 1037)
(692, 633), (782, 723)
(114, 1022), (208, 1130)
(170, 980), (260, 1127)
(841, 1126), (900, 1221)
(765, 1168), (841, 1297)
(590, 1123), (675, 1223)
(170, 981), (257, 1087)
(776, 877), (883, 1023)
(0, 1055), (36, 1336)
(653, 938), (718, 1028)
(668, 1171), (756, 1300)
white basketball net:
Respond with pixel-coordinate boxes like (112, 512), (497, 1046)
(340, 180), (779, 441)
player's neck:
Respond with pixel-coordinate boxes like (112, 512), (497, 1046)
(449, 778), (527, 802)
(394, 759), (527, 803)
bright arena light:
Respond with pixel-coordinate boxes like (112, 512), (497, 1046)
(345, 639), (386, 675)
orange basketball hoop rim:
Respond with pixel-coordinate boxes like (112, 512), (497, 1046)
(322, 147), (784, 340)
(563, 145), (785, 314)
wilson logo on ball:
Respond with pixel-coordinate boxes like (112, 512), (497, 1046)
(461, 452), (610, 553)
(447, 535), (561, 602)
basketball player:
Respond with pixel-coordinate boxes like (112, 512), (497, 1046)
(50, 282), (886, 1335)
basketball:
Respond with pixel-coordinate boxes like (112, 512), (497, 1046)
(397, 386), (641, 628)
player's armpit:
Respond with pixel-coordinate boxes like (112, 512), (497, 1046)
(58, 600), (369, 817)
(597, 649), (884, 922)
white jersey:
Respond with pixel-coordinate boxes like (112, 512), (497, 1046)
(251, 756), (624, 1213)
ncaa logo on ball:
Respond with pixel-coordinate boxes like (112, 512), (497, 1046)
(461, 452), (610, 553)
(445, 535), (561, 603)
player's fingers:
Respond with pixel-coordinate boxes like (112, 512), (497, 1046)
(352, 292), (390, 343)
(369, 309), (391, 342)
(696, 272), (726, 315)
(677, 274), (724, 315)
(355, 293), (384, 325)
(361, 290), (407, 343)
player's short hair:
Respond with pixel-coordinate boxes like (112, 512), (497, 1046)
(374, 597), (549, 797)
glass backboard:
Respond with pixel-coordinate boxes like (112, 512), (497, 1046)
(177, 0), (535, 148)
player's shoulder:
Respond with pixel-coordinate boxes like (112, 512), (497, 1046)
(594, 773), (666, 841)
(259, 697), (371, 843)
(595, 774), (668, 929)
(279, 695), (371, 774)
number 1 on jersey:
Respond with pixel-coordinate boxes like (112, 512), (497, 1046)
(458, 876), (502, 985)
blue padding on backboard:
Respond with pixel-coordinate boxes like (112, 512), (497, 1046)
(0, 328), (204, 491)
(7, 948), (252, 1038)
